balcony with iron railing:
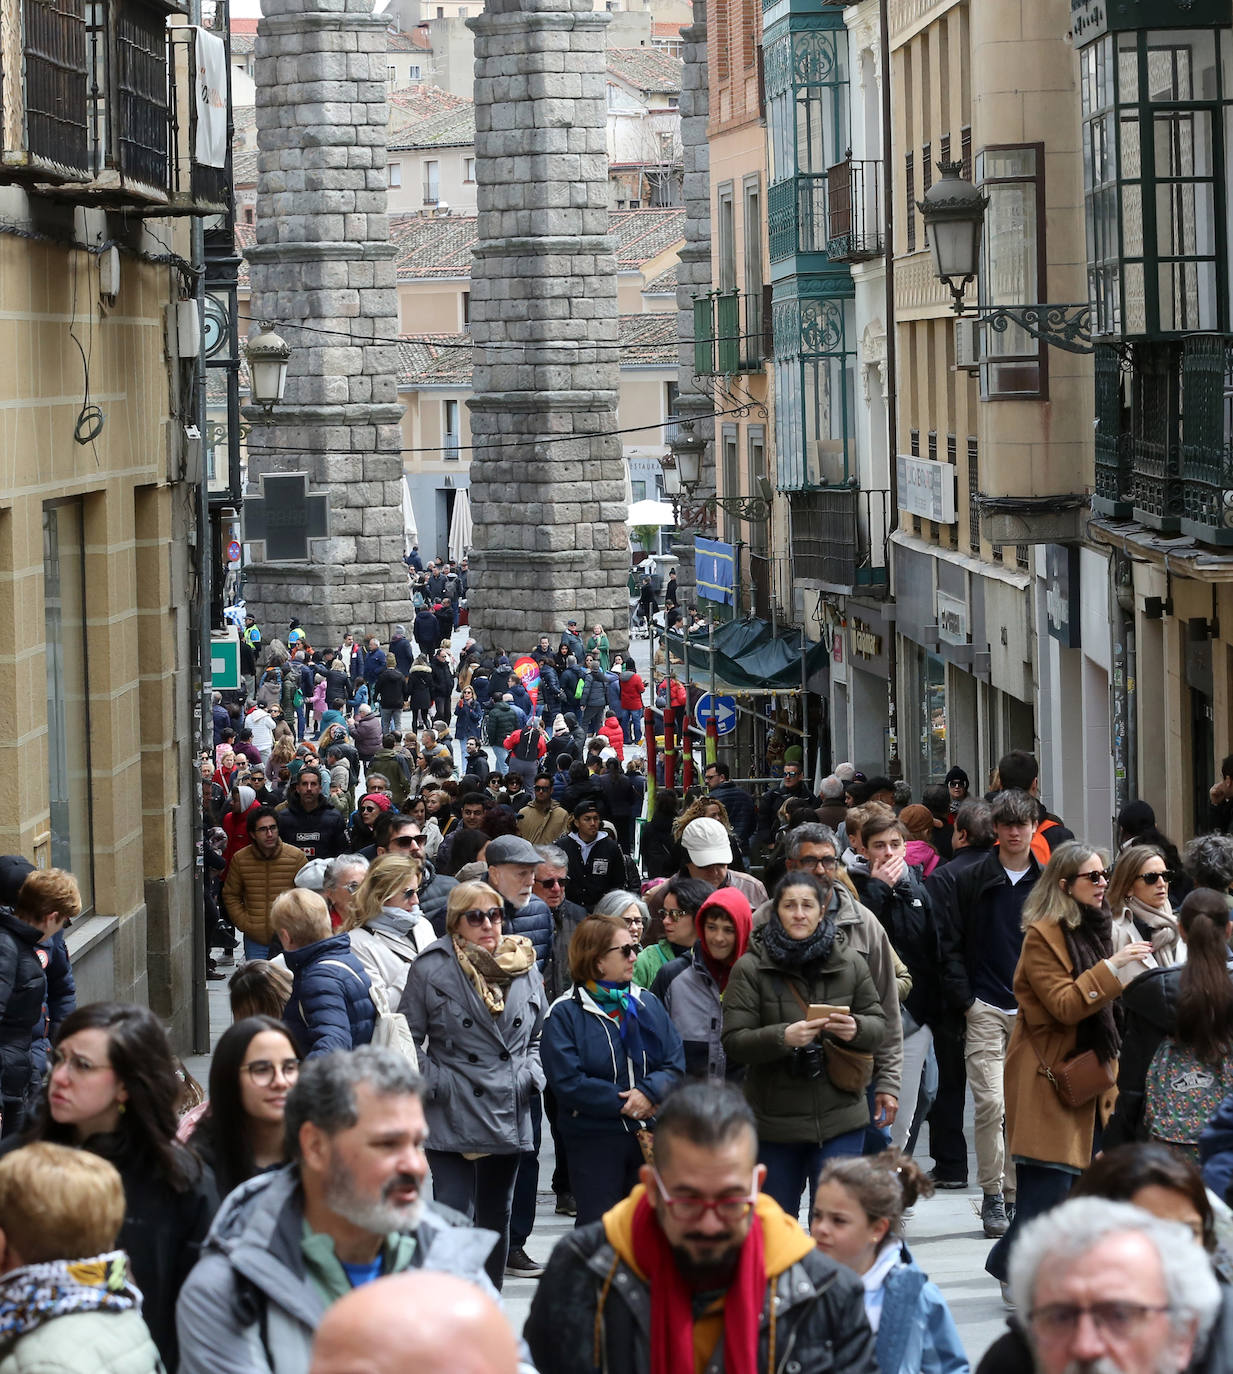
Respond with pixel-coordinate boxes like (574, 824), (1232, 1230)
(767, 174), (828, 263)
(693, 288), (772, 376)
(826, 157), (883, 264)
(2, 1), (229, 211)
(791, 485), (891, 592)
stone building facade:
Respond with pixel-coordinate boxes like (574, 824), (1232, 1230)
(466, 0), (630, 647)
(245, 0), (413, 648)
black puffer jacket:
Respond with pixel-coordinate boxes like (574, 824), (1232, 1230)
(0, 908), (49, 1137)
(525, 1213), (879, 1374)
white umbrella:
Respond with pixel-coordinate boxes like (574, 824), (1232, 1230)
(626, 498), (676, 526)
(448, 487), (473, 562)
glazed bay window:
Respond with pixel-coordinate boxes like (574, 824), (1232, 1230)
(1079, 24), (1231, 339)
(765, 22), (849, 261)
(772, 295), (855, 489)
(977, 146), (1046, 398)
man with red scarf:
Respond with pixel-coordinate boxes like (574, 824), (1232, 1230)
(525, 1082), (877, 1374)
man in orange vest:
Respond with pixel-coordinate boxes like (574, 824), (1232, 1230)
(994, 750), (1074, 866)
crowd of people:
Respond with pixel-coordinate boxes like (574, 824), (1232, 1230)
(5, 593), (1233, 1374)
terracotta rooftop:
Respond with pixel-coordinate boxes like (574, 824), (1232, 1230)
(606, 47), (683, 96)
(390, 208), (684, 279)
(388, 84), (475, 150)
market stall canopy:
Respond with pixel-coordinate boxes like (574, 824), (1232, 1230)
(665, 615), (830, 693)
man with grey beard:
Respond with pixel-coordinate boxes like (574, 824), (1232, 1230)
(1003, 1197), (1222, 1374)
(177, 1048), (503, 1374)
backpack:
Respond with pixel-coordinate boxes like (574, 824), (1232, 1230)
(574, 677), (585, 701)
(322, 960), (419, 1071)
(515, 725), (542, 761)
(1143, 1036), (1233, 1147)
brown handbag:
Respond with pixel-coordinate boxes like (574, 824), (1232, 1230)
(1026, 1026), (1115, 1109)
(781, 979), (874, 1096)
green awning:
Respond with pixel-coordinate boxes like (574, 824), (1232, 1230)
(666, 616), (830, 693)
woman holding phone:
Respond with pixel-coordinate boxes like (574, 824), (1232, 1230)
(722, 872), (887, 1217)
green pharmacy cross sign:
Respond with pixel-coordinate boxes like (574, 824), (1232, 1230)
(241, 472), (331, 563)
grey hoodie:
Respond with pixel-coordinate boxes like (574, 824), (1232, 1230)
(176, 1166), (503, 1374)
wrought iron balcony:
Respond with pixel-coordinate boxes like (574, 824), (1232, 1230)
(1181, 333), (1233, 545)
(768, 174), (829, 263)
(0, 0), (91, 182)
(790, 485), (891, 592)
(693, 289), (772, 376)
(826, 157), (883, 263)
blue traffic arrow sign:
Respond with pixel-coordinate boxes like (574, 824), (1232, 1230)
(695, 692), (737, 736)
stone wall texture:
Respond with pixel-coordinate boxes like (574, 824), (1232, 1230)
(465, 0), (630, 649)
(244, 0), (412, 647)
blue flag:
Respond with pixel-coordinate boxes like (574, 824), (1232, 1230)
(695, 538), (735, 605)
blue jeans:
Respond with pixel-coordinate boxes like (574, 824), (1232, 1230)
(380, 706), (402, 735)
(243, 936), (270, 961)
(490, 744), (508, 771)
(759, 1129), (866, 1221)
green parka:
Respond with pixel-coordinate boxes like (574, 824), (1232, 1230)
(722, 925), (886, 1145)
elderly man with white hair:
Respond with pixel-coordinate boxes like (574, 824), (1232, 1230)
(1007, 1196), (1223, 1374)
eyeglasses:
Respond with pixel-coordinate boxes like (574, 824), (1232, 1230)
(651, 1168), (758, 1224)
(359, 804), (379, 812)
(537, 876), (565, 889)
(534, 784), (552, 792)
(339, 880), (362, 894)
(606, 944), (638, 958)
(242, 1058), (301, 1087)
(254, 824), (279, 835)
(50, 1050), (113, 1079)
(1028, 1302), (1171, 1343)
(1136, 871), (1172, 885)
(783, 769), (801, 778)
(462, 908), (503, 927)
(796, 854), (838, 872)
(1075, 869), (1111, 883)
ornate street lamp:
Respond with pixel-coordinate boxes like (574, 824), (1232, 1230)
(917, 162), (1094, 355)
(659, 423), (773, 528)
(244, 322), (292, 411)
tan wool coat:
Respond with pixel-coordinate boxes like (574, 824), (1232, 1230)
(1003, 918), (1124, 1170)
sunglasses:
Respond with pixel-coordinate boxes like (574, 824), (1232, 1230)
(403, 887), (419, 901)
(462, 908), (503, 927)
(1136, 871), (1173, 885)
(607, 944), (638, 958)
(1074, 869), (1111, 883)
(537, 876), (565, 888)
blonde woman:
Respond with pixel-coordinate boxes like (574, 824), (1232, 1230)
(344, 853), (434, 1003)
(400, 881), (544, 1289)
(1105, 843), (1181, 964)
(988, 840), (1153, 1287)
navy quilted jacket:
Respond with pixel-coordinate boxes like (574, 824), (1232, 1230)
(283, 933), (376, 1058)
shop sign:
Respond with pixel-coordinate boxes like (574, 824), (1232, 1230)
(897, 455), (957, 524)
(832, 628), (844, 663)
(850, 619), (882, 661)
(936, 590), (968, 646)
(1045, 545), (1081, 648)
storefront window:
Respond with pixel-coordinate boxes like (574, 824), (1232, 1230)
(43, 501), (94, 909)
(922, 652), (947, 782)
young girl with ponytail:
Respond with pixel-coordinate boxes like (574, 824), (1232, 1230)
(810, 1149), (968, 1374)
(1105, 886), (1233, 1153)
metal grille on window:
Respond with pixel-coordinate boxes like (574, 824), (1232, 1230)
(967, 436), (980, 552)
(905, 151), (915, 253)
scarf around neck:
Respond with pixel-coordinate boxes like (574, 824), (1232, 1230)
(760, 910), (838, 971)
(585, 979), (648, 1068)
(1123, 896), (1182, 963)
(631, 1188), (765, 1374)
(1065, 904), (1122, 1063)
(453, 933), (536, 1015)
(0, 1253), (140, 1354)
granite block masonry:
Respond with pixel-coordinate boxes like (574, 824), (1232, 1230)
(465, 0), (630, 650)
(242, 0), (412, 649)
